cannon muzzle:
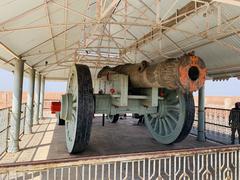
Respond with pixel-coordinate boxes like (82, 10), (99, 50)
(98, 54), (206, 92)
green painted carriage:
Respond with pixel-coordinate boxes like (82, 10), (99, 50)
(61, 54), (206, 154)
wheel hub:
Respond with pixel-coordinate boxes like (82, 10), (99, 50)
(61, 93), (73, 121)
(158, 100), (166, 119)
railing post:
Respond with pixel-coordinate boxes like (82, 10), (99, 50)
(33, 73), (41, 125)
(23, 104), (26, 132)
(5, 108), (11, 153)
(39, 76), (45, 119)
(25, 69), (35, 134)
(8, 59), (25, 153)
(197, 85), (206, 142)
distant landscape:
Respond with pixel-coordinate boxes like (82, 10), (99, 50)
(193, 96), (240, 109)
(0, 91), (239, 110)
(0, 91), (63, 109)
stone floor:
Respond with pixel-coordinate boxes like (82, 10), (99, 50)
(0, 113), (221, 164)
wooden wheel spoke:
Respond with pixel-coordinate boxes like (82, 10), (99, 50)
(165, 119), (174, 133)
(72, 102), (77, 108)
(151, 113), (160, 119)
(166, 112), (178, 124)
(72, 112), (76, 120)
(166, 105), (180, 111)
(166, 93), (178, 104)
(158, 119), (162, 134)
(161, 119), (168, 135)
(72, 96), (77, 101)
(144, 89), (195, 144)
(150, 117), (156, 127)
(159, 120), (164, 135)
(153, 118), (159, 133)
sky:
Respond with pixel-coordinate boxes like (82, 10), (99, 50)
(0, 68), (67, 92)
(0, 68), (239, 96)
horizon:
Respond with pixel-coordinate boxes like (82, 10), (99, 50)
(0, 68), (240, 96)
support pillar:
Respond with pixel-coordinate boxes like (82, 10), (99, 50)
(39, 76), (45, 119)
(33, 74), (41, 125)
(8, 59), (24, 153)
(24, 69), (35, 134)
(197, 85), (206, 142)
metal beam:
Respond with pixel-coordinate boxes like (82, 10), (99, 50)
(64, 0), (69, 63)
(0, 42), (33, 70)
(51, 0), (94, 20)
(0, 3), (46, 26)
(0, 42), (20, 60)
(0, 21), (156, 33)
(101, 0), (121, 19)
(20, 24), (79, 57)
(39, 52), (75, 72)
(120, 0), (210, 54)
(213, 0), (240, 7)
(44, 0), (58, 63)
(46, 77), (68, 81)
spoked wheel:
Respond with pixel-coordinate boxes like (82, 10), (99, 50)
(107, 114), (119, 123)
(65, 64), (94, 154)
(144, 89), (194, 144)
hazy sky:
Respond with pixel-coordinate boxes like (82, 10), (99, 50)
(0, 68), (67, 92)
(0, 68), (239, 96)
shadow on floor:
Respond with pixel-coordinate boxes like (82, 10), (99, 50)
(0, 116), (221, 164)
(46, 117), (221, 160)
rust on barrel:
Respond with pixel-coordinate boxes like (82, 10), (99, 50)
(97, 54), (207, 92)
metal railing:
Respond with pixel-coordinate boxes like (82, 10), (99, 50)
(0, 145), (239, 180)
(19, 104), (27, 136)
(0, 98), (61, 156)
(192, 106), (234, 144)
(0, 103), (27, 156)
(0, 108), (10, 157)
(0, 104), (239, 180)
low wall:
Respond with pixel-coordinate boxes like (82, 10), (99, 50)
(194, 96), (240, 109)
(0, 91), (64, 109)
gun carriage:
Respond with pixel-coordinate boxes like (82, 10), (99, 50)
(60, 54), (206, 154)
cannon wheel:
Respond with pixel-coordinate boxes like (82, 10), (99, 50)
(65, 64), (94, 154)
(107, 114), (119, 123)
(144, 89), (194, 144)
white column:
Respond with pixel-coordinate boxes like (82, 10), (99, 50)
(24, 69), (35, 134)
(8, 59), (24, 152)
(197, 85), (206, 142)
(33, 73), (41, 125)
(39, 76), (45, 119)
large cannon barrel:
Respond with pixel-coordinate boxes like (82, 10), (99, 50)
(97, 54), (207, 92)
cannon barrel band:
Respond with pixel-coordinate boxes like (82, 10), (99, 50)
(178, 55), (207, 92)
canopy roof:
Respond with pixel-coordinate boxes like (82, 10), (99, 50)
(0, 0), (240, 80)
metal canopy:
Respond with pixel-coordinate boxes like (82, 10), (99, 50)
(0, 0), (240, 80)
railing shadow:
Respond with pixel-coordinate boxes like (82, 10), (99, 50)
(191, 127), (233, 145)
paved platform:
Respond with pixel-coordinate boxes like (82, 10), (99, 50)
(0, 114), (221, 164)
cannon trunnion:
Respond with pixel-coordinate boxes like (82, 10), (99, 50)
(61, 55), (206, 154)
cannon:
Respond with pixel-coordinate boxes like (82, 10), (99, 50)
(61, 54), (207, 154)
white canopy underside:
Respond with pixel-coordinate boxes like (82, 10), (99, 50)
(0, 0), (240, 81)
